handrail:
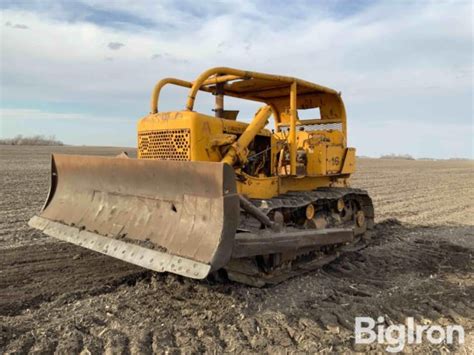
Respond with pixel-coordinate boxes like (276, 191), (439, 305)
(150, 75), (242, 114)
(150, 78), (194, 114)
(185, 68), (249, 111)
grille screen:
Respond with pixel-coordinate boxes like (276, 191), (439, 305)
(303, 122), (342, 132)
(138, 129), (191, 160)
(280, 122), (342, 133)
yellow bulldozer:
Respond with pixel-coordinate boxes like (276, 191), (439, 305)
(29, 67), (374, 286)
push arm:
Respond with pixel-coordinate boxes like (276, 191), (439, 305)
(221, 106), (272, 166)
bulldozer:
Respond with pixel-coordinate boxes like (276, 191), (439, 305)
(29, 67), (374, 286)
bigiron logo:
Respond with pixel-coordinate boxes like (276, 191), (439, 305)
(354, 316), (465, 352)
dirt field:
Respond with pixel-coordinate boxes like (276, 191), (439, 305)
(1, 146), (473, 353)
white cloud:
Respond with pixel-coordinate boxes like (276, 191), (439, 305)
(0, 108), (134, 122)
(5, 21), (29, 29)
(108, 41), (124, 50)
(0, 1), (472, 157)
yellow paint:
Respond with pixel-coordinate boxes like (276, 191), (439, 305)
(137, 67), (357, 199)
(289, 81), (297, 175)
(221, 106), (272, 166)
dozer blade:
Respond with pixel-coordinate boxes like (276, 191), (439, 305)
(29, 154), (240, 279)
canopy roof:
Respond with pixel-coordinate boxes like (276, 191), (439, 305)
(149, 67), (347, 134)
(204, 74), (338, 103)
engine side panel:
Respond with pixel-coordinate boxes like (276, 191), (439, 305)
(136, 111), (355, 200)
(137, 111), (271, 162)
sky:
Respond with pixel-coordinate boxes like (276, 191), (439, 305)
(0, 0), (472, 158)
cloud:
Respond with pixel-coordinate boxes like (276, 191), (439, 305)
(0, 1), (472, 156)
(1, 0), (156, 30)
(5, 21), (29, 29)
(2, 2), (470, 102)
(13, 23), (29, 29)
(108, 41), (124, 50)
(149, 52), (189, 63)
(0, 108), (134, 122)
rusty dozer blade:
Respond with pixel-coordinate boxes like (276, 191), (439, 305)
(28, 154), (240, 279)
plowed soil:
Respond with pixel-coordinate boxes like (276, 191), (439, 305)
(1, 146), (473, 353)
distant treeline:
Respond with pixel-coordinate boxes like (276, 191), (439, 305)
(357, 154), (472, 161)
(379, 153), (415, 160)
(0, 135), (64, 146)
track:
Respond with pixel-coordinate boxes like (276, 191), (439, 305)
(226, 188), (375, 286)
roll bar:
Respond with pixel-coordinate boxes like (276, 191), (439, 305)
(149, 67), (345, 176)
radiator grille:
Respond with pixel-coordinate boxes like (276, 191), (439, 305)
(304, 122), (342, 132)
(138, 129), (191, 160)
(280, 123), (342, 132)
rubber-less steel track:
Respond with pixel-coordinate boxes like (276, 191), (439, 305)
(250, 187), (374, 215)
(224, 187), (374, 286)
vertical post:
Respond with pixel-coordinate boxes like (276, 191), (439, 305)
(214, 82), (224, 118)
(289, 81), (297, 175)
